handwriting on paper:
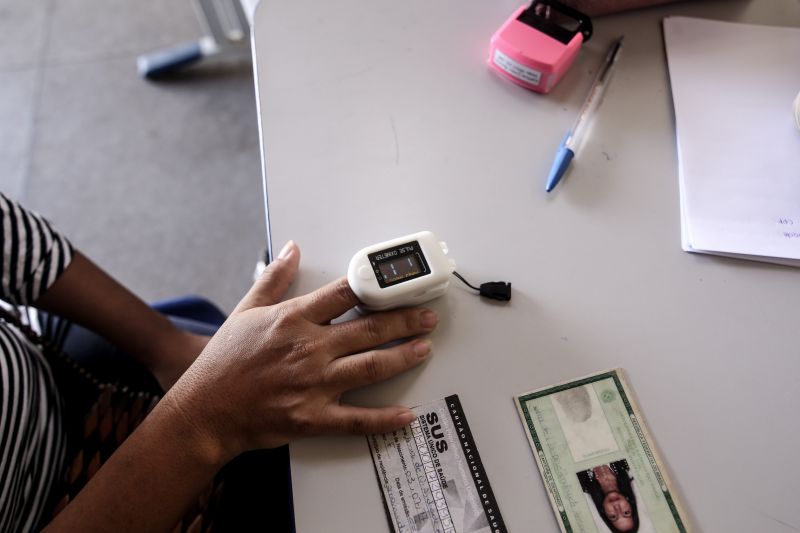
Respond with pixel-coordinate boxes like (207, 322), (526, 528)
(778, 218), (800, 239)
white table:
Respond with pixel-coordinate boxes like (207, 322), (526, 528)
(251, 1), (800, 530)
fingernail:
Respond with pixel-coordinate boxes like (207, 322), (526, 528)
(413, 339), (432, 358)
(396, 411), (416, 426)
(419, 309), (438, 329)
(277, 240), (295, 260)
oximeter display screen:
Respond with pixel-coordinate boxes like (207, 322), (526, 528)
(368, 240), (431, 288)
(379, 255), (423, 284)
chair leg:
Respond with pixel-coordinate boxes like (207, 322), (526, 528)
(136, 0), (249, 79)
(137, 36), (219, 79)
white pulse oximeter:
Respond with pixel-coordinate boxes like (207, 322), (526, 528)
(347, 231), (456, 312)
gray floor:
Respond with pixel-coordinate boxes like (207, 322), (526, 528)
(0, 0), (266, 312)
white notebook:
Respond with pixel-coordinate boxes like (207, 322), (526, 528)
(663, 16), (800, 266)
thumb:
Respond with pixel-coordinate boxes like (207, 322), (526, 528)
(233, 241), (300, 314)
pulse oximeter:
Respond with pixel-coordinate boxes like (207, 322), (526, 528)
(488, 0), (592, 94)
(347, 231), (456, 312)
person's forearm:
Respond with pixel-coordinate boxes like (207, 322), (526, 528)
(44, 389), (230, 532)
(34, 251), (185, 376)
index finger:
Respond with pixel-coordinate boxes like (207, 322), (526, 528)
(298, 277), (360, 324)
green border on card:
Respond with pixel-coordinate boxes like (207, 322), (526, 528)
(517, 370), (688, 533)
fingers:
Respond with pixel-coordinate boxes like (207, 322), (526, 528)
(320, 404), (418, 436)
(326, 339), (431, 390)
(233, 241), (301, 314)
(298, 277), (360, 324)
(325, 308), (438, 357)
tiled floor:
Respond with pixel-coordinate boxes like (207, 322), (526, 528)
(0, 0), (266, 312)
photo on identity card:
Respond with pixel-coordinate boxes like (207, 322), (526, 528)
(515, 369), (690, 533)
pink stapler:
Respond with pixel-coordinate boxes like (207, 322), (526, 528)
(488, 0), (592, 94)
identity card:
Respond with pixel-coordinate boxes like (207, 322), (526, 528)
(516, 369), (691, 533)
(368, 394), (507, 533)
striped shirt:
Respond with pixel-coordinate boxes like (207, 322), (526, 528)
(1, 193), (73, 532)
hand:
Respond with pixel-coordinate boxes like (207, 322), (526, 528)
(166, 241), (438, 461)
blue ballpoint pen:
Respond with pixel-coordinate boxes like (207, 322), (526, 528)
(545, 36), (624, 192)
